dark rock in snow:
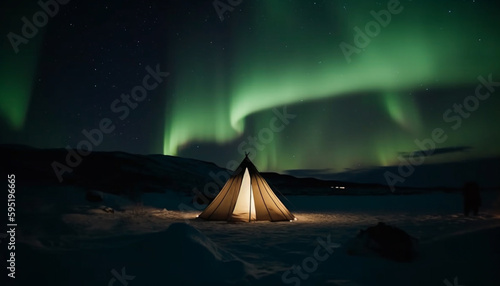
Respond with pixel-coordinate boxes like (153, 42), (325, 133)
(347, 222), (418, 262)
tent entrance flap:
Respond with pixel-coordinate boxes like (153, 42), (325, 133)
(231, 168), (256, 221)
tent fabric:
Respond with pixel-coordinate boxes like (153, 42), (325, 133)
(199, 155), (295, 222)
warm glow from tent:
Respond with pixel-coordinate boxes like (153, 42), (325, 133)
(198, 155), (295, 222)
(232, 168), (256, 221)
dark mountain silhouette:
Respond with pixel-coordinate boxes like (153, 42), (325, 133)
(2, 144), (496, 200)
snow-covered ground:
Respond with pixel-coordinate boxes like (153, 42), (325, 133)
(12, 188), (500, 285)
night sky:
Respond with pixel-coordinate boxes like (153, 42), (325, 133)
(1, 0), (500, 174)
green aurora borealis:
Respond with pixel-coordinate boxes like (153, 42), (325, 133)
(0, 4), (42, 130)
(163, 1), (500, 171)
(1, 0), (500, 174)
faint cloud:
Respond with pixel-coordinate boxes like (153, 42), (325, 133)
(399, 146), (472, 158)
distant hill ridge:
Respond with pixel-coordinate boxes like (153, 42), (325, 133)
(3, 144), (495, 199)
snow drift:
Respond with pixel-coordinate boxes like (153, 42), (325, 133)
(17, 223), (254, 285)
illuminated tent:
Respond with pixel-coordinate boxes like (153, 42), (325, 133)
(199, 155), (295, 222)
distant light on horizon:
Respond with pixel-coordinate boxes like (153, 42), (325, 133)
(331, 186), (346, 190)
